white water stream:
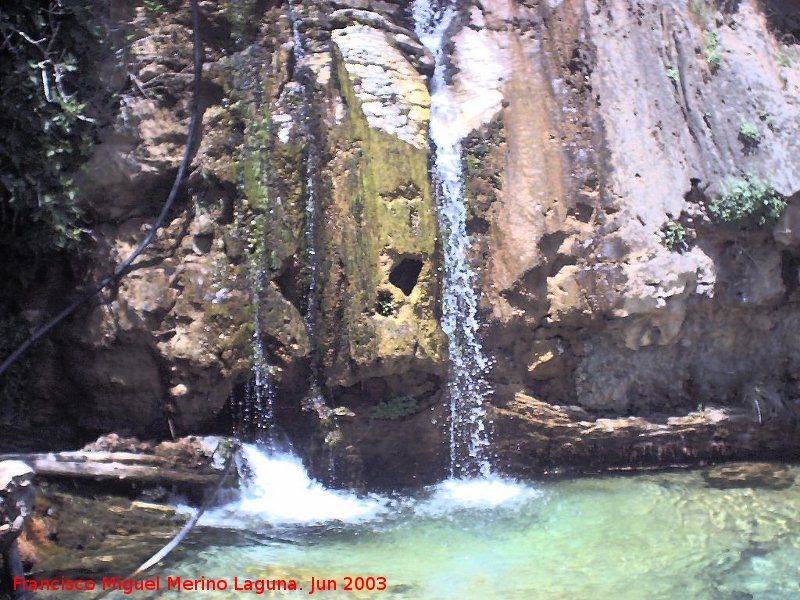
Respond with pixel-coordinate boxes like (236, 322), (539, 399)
(201, 444), (532, 529)
(413, 0), (492, 478)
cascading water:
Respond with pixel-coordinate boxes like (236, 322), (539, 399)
(202, 443), (530, 529)
(232, 264), (277, 441)
(204, 444), (388, 527)
(287, 0), (328, 422)
(413, 0), (492, 478)
(227, 47), (279, 443)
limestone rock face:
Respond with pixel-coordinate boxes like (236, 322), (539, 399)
(452, 0), (800, 441)
(6, 0), (800, 483)
(332, 24), (431, 148)
(322, 15), (444, 391)
(10, 0), (446, 464)
(491, 391), (800, 476)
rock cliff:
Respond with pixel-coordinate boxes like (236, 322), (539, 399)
(2, 0), (799, 486)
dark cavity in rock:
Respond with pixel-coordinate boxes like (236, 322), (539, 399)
(389, 258), (423, 296)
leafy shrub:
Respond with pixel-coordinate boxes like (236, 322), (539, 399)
(738, 121), (761, 146)
(708, 176), (787, 227)
(143, 0), (167, 16)
(0, 1), (102, 288)
(370, 396), (418, 420)
(661, 222), (688, 251)
(704, 31), (721, 72)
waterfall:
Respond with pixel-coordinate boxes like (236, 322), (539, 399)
(228, 46), (278, 442)
(413, 0), (492, 478)
(287, 0), (329, 420)
(201, 444), (529, 528)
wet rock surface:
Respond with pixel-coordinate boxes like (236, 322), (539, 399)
(17, 481), (185, 578)
(703, 462), (795, 490)
(491, 392), (800, 476)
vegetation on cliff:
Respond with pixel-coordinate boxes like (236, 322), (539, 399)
(0, 1), (102, 272)
(709, 176), (787, 227)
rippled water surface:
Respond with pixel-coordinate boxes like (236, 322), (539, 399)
(82, 446), (800, 600)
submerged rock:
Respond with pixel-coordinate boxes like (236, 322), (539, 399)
(703, 463), (795, 490)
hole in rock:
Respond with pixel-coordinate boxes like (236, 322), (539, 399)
(389, 258), (423, 296)
(781, 251), (799, 294)
(568, 202), (594, 223)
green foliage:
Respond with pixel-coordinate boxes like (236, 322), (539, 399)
(370, 396), (419, 420)
(0, 1), (101, 288)
(738, 121), (761, 146)
(704, 31), (721, 72)
(375, 290), (395, 316)
(661, 222), (688, 251)
(376, 298), (394, 316)
(143, 0), (167, 16)
(708, 176), (787, 227)
(666, 67), (680, 84)
(689, 0), (715, 27)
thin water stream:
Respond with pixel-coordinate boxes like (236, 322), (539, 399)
(413, 0), (491, 479)
(59, 445), (800, 600)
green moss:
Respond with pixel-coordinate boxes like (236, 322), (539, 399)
(370, 396), (418, 420)
(327, 47), (443, 364)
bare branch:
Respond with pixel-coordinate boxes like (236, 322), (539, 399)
(39, 65), (53, 102)
(16, 30), (47, 49)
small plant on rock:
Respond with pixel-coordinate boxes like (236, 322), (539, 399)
(689, 0), (715, 27)
(738, 121), (761, 146)
(758, 110), (776, 131)
(666, 67), (680, 84)
(370, 396), (419, 420)
(143, 0), (167, 16)
(661, 222), (688, 251)
(704, 31), (721, 72)
(375, 290), (396, 316)
(708, 175), (787, 227)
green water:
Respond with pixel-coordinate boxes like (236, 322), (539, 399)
(90, 463), (800, 600)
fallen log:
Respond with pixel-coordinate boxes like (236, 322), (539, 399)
(0, 452), (221, 486)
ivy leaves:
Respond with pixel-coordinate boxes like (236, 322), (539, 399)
(0, 0), (99, 274)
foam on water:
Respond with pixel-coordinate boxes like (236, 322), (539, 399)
(417, 476), (541, 516)
(203, 444), (388, 527)
(200, 444), (540, 530)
